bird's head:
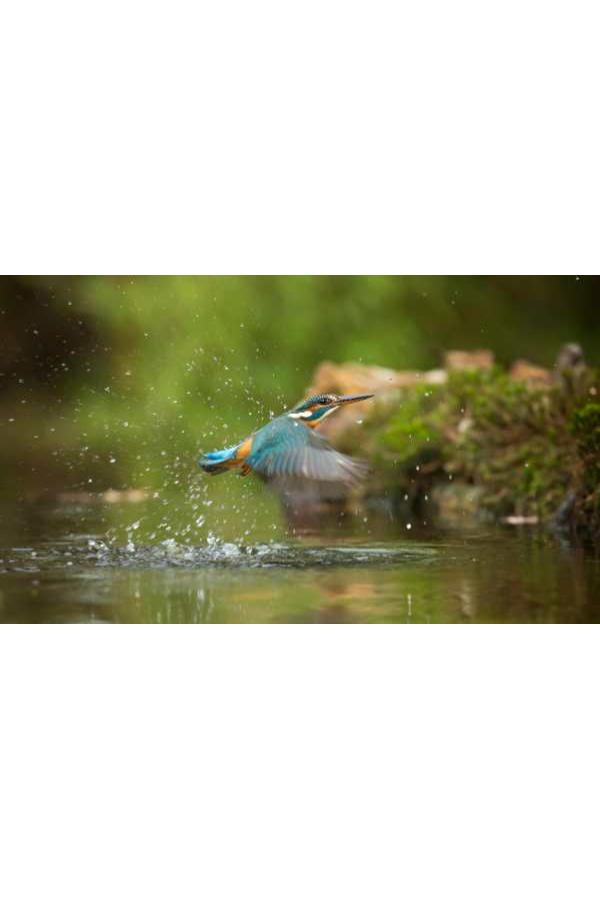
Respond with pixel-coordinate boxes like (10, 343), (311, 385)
(288, 392), (374, 426)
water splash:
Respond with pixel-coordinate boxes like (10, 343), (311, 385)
(88, 536), (437, 570)
(1, 536), (437, 573)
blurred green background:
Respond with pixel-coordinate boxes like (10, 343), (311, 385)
(1, 275), (599, 503)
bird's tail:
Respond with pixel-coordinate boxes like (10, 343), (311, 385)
(198, 444), (240, 475)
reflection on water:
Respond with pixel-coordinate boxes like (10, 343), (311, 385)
(1, 498), (599, 623)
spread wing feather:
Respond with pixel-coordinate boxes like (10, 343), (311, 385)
(247, 416), (368, 485)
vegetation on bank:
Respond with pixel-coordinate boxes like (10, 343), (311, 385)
(318, 366), (600, 538)
(347, 364), (600, 539)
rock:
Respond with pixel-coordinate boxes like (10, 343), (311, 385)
(444, 350), (494, 371)
(426, 369), (448, 385)
(554, 343), (588, 391)
(509, 345), (587, 389)
(307, 361), (446, 396)
(305, 361), (447, 439)
(509, 360), (553, 387)
(554, 342), (585, 374)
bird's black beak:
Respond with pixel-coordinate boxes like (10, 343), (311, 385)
(334, 393), (374, 406)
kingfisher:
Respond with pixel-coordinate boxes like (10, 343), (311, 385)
(199, 393), (374, 486)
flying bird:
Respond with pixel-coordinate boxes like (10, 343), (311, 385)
(199, 393), (373, 488)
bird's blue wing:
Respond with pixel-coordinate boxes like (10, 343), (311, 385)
(247, 416), (368, 485)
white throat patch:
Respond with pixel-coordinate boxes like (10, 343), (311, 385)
(288, 407), (337, 421)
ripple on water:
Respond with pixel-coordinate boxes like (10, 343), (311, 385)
(88, 538), (437, 570)
(2, 536), (438, 573)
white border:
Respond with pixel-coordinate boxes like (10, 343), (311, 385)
(1, 628), (598, 899)
(1, 1), (598, 274)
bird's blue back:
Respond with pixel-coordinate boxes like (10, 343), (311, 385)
(247, 414), (303, 474)
(246, 413), (367, 483)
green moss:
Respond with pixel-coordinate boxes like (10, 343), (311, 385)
(570, 403), (600, 531)
(361, 365), (600, 531)
(449, 374), (575, 517)
(380, 386), (442, 466)
(572, 403), (600, 455)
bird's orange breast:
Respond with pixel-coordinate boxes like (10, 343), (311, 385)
(235, 436), (253, 461)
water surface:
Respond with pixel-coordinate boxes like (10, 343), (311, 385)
(1, 498), (599, 623)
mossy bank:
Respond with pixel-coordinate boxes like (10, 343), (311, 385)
(317, 358), (600, 542)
